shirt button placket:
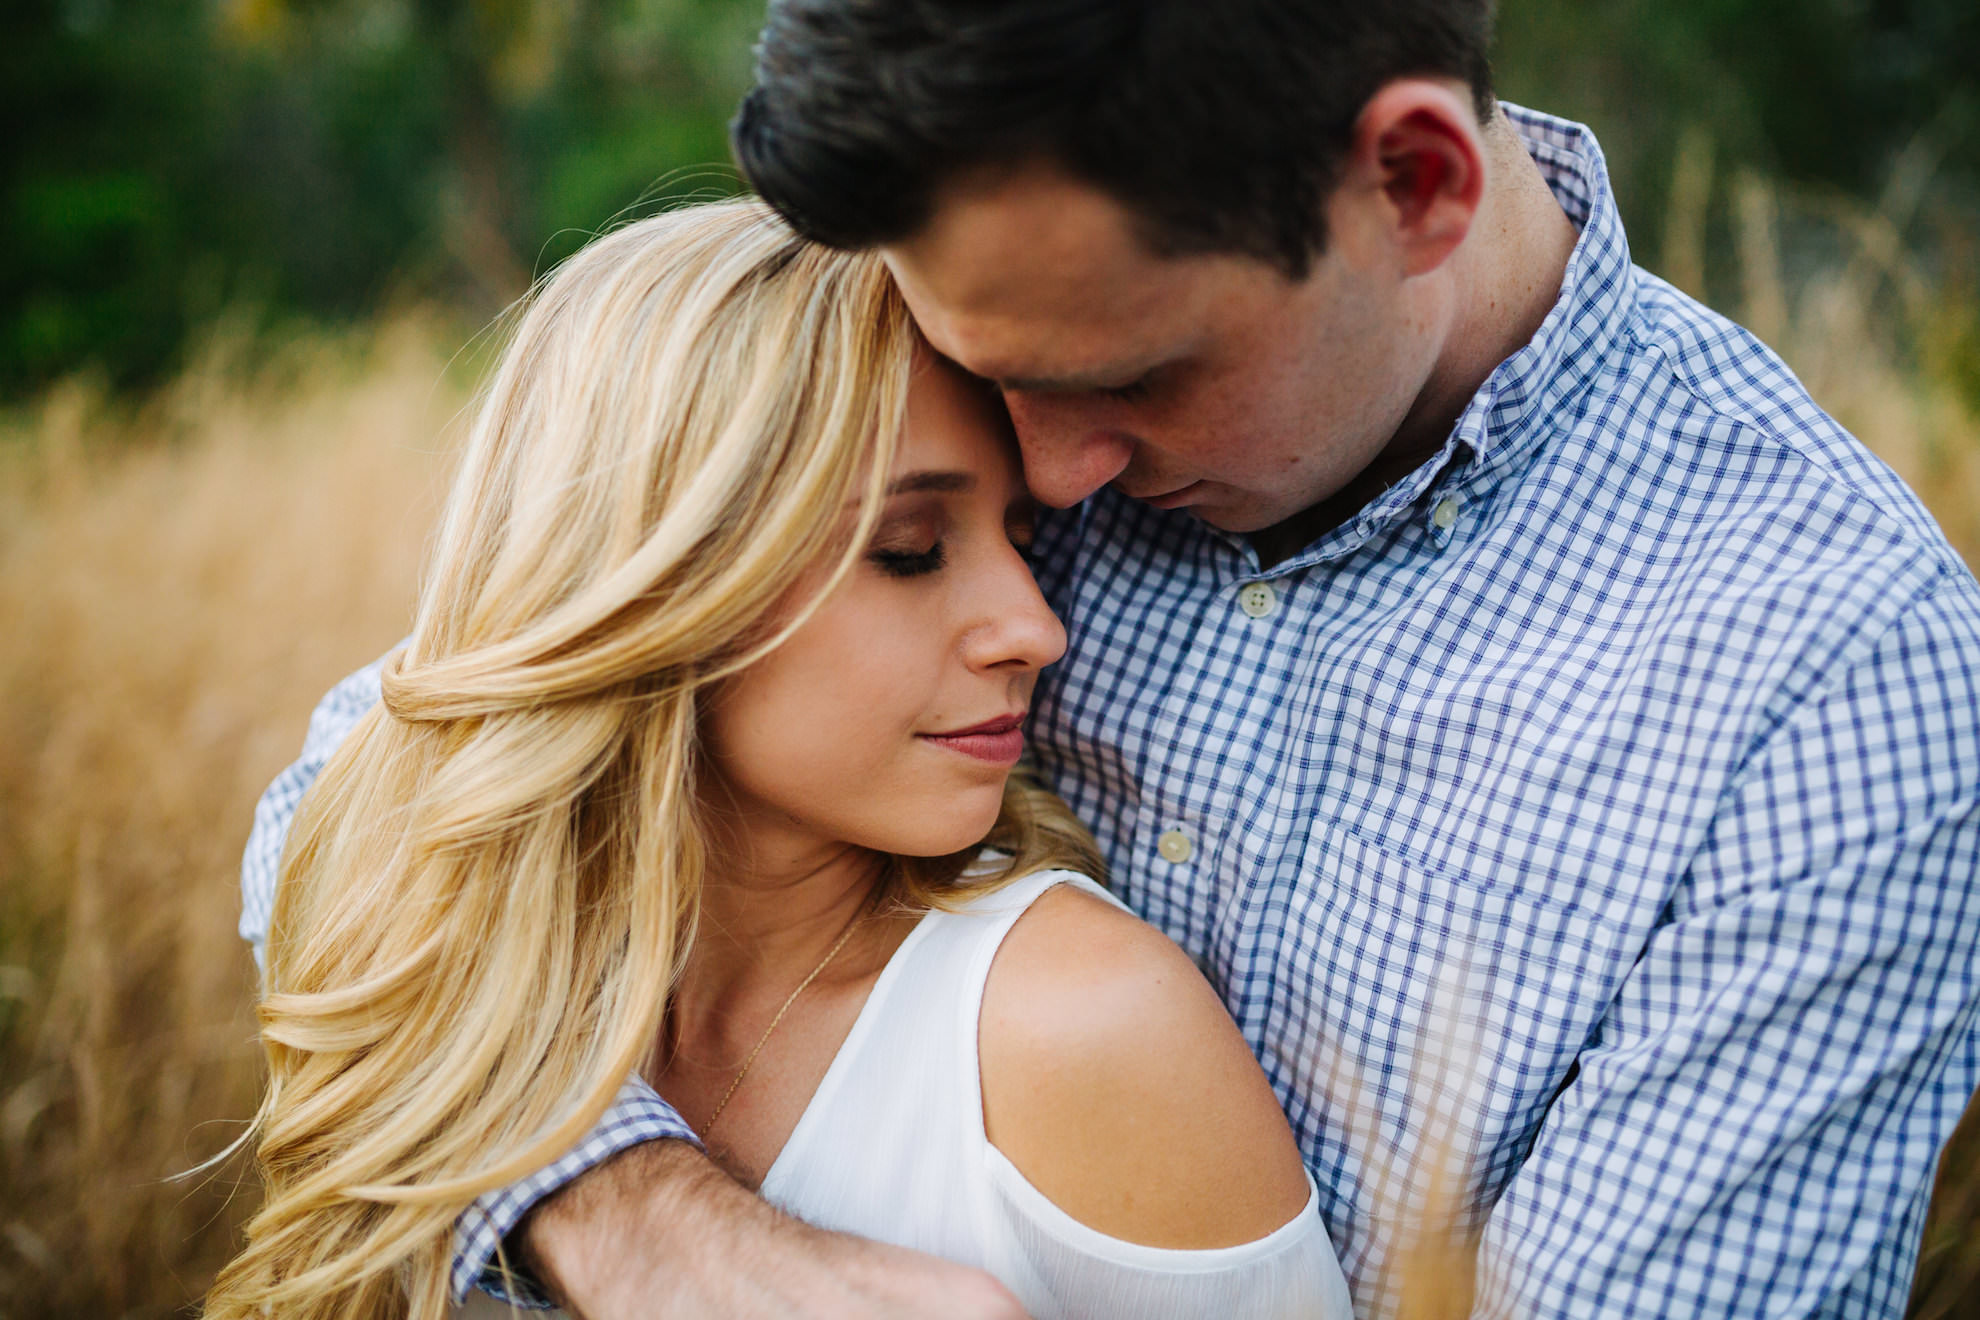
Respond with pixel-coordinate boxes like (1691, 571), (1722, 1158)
(1238, 581), (1277, 619)
(1429, 495), (1462, 547)
(1156, 827), (1193, 865)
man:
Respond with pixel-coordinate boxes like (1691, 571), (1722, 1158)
(243, 2), (1980, 1315)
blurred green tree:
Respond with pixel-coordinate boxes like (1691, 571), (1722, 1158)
(1, 0), (1974, 403)
(1, 0), (756, 400)
(1496, 0), (1979, 256)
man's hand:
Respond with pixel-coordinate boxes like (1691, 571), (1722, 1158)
(518, 1140), (1028, 1319)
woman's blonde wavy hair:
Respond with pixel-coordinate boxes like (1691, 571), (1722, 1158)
(204, 199), (1101, 1319)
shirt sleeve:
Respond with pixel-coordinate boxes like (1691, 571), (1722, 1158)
(1474, 574), (1980, 1318)
(239, 658), (388, 972)
(238, 657), (700, 1308)
(459, 1081), (701, 1307)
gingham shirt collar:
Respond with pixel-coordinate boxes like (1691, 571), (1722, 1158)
(1455, 109), (1634, 470)
(1211, 104), (1635, 573)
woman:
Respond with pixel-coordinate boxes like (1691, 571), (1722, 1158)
(206, 201), (1351, 1319)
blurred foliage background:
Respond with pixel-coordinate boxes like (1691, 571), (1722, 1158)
(2, 0), (762, 400)
(6, 0), (1977, 406)
(2, 1), (1977, 1316)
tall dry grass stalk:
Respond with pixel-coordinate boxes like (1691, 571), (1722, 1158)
(0, 320), (456, 1316)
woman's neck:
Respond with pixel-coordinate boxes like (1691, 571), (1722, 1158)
(678, 841), (890, 1023)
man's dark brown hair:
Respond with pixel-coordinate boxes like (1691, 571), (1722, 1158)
(732, 0), (1497, 279)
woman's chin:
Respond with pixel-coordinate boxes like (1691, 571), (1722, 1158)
(875, 794), (1004, 860)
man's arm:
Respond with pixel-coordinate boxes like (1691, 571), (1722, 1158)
(518, 1142), (1025, 1318)
(1474, 576), (1980, 1318)
(242, 661), (1024, 1317)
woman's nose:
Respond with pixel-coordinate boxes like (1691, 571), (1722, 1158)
(967, 548), (1068, 673)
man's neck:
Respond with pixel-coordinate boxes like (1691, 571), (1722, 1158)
(1252, 110), (1580, 569)
(1409, 110), (1583, 449)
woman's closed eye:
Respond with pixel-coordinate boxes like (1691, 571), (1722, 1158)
(869, 542), (947, 578)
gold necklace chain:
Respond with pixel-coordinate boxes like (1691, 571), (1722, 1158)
(701, 902), (870, 1137)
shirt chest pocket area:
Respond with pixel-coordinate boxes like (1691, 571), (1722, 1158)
(1254, 820), (1628, 1208)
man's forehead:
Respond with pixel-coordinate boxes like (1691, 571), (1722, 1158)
(881, 162), (1198, 380)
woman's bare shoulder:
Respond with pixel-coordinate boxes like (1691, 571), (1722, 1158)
(978, 881), (1311, 1249)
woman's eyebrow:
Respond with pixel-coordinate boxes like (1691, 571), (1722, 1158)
(886, 470), (975, 496)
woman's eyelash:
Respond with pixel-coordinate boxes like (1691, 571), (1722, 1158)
(869, 544), (947, 578)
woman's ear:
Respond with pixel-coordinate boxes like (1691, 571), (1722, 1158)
(1342, 78), (1487, 279)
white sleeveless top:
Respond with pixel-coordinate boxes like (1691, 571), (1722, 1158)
(758, 869), (1354, 1318)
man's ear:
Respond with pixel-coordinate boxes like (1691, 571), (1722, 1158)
(1344, 79), (1486, 279)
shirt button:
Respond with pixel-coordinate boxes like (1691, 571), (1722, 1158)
(1237, 582), (1277, 618)
(1432, 496), (1461, 531)
(1156, 828), (1193, 864)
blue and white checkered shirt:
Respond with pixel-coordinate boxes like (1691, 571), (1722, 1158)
(241, 106), (1980, 1316)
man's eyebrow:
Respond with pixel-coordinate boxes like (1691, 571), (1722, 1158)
(885, 470), (975, 496)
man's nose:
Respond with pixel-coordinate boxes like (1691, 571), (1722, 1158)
(1003, 394), (1134, 508)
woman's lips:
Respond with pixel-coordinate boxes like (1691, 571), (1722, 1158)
(920, 715), (1025, 766)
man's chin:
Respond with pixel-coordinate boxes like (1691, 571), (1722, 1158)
(1117, 480), (1297, 537)
(1182, 498), (1281, 537)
